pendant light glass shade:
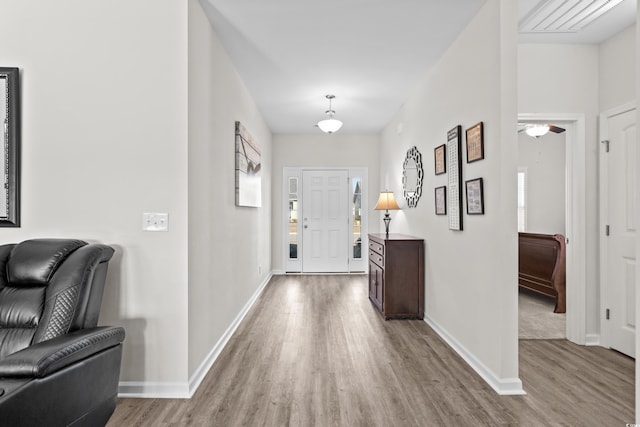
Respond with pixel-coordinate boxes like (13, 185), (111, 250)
(525, 125), (550, 138)
(317, 95), (343, 133)
(317, 118), (343, 133)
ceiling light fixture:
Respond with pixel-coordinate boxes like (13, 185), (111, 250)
(525, 125), (550, 138)
(317, 95), (343, 134)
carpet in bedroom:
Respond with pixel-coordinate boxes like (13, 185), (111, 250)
(519, 289), (566, 339)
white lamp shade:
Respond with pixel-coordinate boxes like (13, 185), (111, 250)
(525, 125), (550, 137)
(317, 118), (343, 133)
(374, 191), (400, 211)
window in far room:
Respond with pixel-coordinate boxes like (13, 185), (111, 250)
(517, 168), (527, 232)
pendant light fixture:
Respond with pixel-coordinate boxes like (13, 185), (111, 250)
(525, 125), (550, 138)
(317, 94), (343, 134)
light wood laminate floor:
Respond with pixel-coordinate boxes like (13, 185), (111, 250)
(109, 275), (634, 426)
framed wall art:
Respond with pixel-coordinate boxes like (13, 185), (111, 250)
(0, 67), (20, 227)
(447, 125), (463, 230)
(434, 144), (446, 175)
(466, 121), (484, 163)
(466, 177), (484, 215)
(435, 186), (446, 215)
(235, 121), (262, 207)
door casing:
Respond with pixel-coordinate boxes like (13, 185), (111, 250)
(282, 167), (368, 273)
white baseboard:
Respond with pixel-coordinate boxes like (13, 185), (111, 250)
(118, 381), (190, 399)
(117, 272), (273, 399)
(187, 272), (272, 396)
(424, 316), (525, 396)
(585, 333), (601, 346)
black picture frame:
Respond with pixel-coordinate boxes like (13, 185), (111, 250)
(0, 67), (20, 227)
(466, 121), (484, 163)
(435, 186), (446, 215)
(434, 144), (446, 175)
(447, 126), (463, 230)
(465, 177), (484, 215)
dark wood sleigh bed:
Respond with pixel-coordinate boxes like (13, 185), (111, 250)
(518, 232), (566, 313)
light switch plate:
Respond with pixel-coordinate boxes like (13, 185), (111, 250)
(143, 213), (169, 231)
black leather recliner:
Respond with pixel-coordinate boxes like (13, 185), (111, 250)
(0, 239), (125, 426)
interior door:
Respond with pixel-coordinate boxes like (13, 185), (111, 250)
(602, 107), (636, 358)
(302, 170), (349, 272)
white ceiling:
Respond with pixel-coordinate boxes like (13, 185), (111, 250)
(199, 0), (637, 134)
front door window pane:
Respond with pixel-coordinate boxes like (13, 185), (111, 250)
(289, 177), (298, 259)
(352, 177), (362, 259)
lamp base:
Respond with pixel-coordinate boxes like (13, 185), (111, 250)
(383, 212), (391, 238)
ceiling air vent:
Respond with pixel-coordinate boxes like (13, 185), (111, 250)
(520, 0), (625, 33)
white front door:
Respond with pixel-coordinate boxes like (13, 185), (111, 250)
(302, 170), (349, 272)
(601, 106), (636, 358)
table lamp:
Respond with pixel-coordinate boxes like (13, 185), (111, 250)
(374, 191), (400, 238)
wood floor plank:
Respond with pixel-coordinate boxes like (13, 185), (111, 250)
(108, 275), (634, 426)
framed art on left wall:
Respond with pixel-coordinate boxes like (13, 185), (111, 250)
(235, 121), (262, 207)
(0, 67), (20, 227)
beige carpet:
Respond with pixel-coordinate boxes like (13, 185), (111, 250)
(519, 289), (566, 339)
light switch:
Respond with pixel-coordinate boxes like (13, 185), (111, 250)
(143, 213), (169, 232)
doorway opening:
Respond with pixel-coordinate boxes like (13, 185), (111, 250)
(517, 113), (587, 345)
(517, 126), (567, 339)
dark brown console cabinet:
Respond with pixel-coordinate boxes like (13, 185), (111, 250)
(368, 233), (424, 319)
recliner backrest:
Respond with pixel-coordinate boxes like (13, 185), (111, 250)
(0, 239), (114, 359)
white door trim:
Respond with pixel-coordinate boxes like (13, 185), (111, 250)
(282, 167), (368, 273)
(599, 101), (637, 351)
(518, 113), (587, 345)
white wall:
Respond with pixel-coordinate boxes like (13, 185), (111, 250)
(597, 17), (638, 419)
(518, 43), (600, 336)
(188, 0), (272, 385)
(600, 24), (636, 111)
(0, 1), (190, 385)
(0, 0), (273, 396)
(380, 0), (520, 393)
(271, 133), (379, 271)
(518, 132), (566, 235)
(519, 22), (637, 343)
(599, 25), (637, 368)
(521, 19), (639, 416)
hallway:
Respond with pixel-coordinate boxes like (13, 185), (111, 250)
(110, 275), (634, 426)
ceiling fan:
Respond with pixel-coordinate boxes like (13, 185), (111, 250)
(518, 123), (566, 138)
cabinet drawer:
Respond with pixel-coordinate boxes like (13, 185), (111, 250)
(369, 240), (384, 256)
(369, 249), (384, 268)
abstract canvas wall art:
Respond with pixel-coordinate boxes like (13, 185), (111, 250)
(235, 121), (261, 207)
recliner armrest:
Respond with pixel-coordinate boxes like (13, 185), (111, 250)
(0, 326), (125, 378)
